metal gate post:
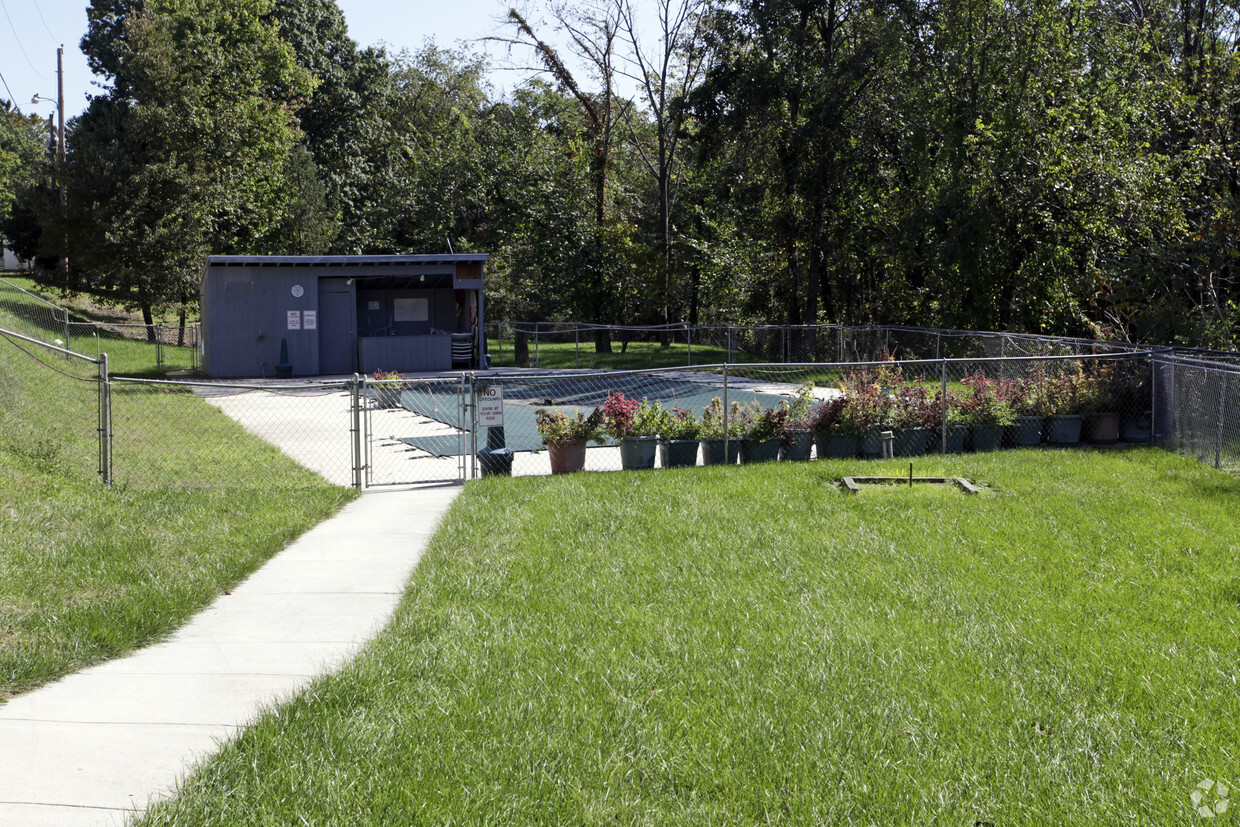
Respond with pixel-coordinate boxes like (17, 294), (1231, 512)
(467, 373), (477, 480)
(351, 374), (363, 491)
(722, 363), (730, 462)
(98, 353), (112, 485)
(686, 323), (692, 366)
(156, 327), (164, 370)
(1216, 372), (1227, 469)
(941, 359), (948, 454)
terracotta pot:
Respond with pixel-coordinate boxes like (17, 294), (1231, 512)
(547, 439), (588, 474)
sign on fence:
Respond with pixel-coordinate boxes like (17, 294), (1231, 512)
(477, 384), (504, 427)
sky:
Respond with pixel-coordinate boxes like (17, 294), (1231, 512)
(0, 0), (575, 120)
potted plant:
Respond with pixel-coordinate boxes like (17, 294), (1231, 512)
(535, 408), (603, 474)
(782, 383), (817, 461)
(737, 402), (787, 463)
(1079, 363), (1121, 445)
(699, 397), (741, 465)
(369, 369), (403, 409)
(933, 388), (968, 454)
(659, 407), (701, 468)
(1008, 366), (1051, 447)
(1044, 369), (1084, 445)
(892, 383), (935, 457)
(811, 393), (856, 459)
(959, 372), (1015, 451)
(847, 374), (899, 457)
(602, 392), (662, 470)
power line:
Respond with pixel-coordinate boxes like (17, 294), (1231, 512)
(0, 0), (48, 78)
(31, 0), (58, 45)
(0, 67), (17, 106)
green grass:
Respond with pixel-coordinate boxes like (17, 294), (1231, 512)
(0, 274), (196, 377)
(137, 448), (1239, 824)
(487, 337), (757, 370)
(0, 312), (352, 699)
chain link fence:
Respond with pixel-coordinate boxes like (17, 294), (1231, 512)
(1155, 354), (1240, 474)
(466, 353), (1153, 477)
(0, 277), (198, 375)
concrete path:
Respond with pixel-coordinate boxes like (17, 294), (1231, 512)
(0, 483), (461, 826)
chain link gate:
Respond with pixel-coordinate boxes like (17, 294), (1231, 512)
(359, 374), (473, 487)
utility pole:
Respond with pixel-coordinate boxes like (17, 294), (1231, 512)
(33, 46), (68, 287)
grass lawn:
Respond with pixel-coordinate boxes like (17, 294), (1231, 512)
(0, 319), (352, 699)
(137, 448), (1239, 824)
(0, 274), (196, 377)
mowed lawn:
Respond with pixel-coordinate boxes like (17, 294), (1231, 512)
(139, 448), (1238, 824)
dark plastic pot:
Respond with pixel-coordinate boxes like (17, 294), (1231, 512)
(894, 428), (929, 457)
(740, 436), (781, 463)
(937, 425), (968, 454)
(1086, 412), (1120, 445)
(700, 438), (740, 465)
(1046, 414), (1082, 446)
(861, 430), (885, 457)
(783, 430), (814, 461)
(1121, 410), (1152, 443)
(816, 432), (859, 459)
(619, 435), (659, 469)
(659, 439), (699, 468)
(971, 424), (1004, 452)
(1008, 415), (1044, 447)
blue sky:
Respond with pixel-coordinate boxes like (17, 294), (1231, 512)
(0, 0), (558, 119)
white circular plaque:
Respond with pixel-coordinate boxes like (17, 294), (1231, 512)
(291, 284), (304, 298)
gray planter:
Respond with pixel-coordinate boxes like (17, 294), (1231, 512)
(894, 428), (929, 457)
(783, 429), (814, 461)
(1008, 415), (1044, 447)
(971, 424), (1004, 452)
(659, 439), (699, 468)
(740, 436), (781, 463)
(1046, 414), (1082, 446)
(619, 435), (659, 470)
(1121, 410), (1152, 443)
(700, 438), (740, 465)
(938, 425), (968, 454)
(815, 432), (858, 459)
(861, 430), (885, 457)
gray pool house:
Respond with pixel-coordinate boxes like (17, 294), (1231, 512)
(200, 254), (488, 378)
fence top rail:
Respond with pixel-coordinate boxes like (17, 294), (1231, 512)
(111, 376), (352, 392)
(0, 325), (101, 365)
(1156, 353), (1240, 374)
(494, 321), (841, 333)
(477, 350), (1153, 384)
(0, 276), (67, 316)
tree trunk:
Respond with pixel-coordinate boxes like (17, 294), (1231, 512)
(514, 329), (530, 368)
(141, 302), (157, 343)
(594, 327), (612, 354)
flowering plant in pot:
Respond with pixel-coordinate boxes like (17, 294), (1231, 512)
(892, 383), (936, 456)
(1008, 366), (1051, 446)
(840, 371), (899, 456)
(737, 402), (788, 463)
(659, 407), (701, 468)
(369, 369), (404, 408)
(959, 372), (1015, 451)
(535, 407), (603, 473)
(601, 392), (663, 469)
(699, 397), (741, 465)
(1044, 369), (1085, 445)
(933, 388), (968, 454)
(1078, 363), (1123, 444)
(782, 383), (817, 460)
(811, 393), (855, 458)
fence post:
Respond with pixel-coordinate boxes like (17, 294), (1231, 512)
(98, 353), (112, 485)
(534, 322), (540, 369)
(466, 373), (477, 480)
(1216, 372), (1227, 469)
(941, 358), (948, 454)
(686, 323), (692, 366)
(351, 374), (363, 491)
(156, 326), (164, 370)
(722, 362), (730, 462)
(728, 326), (734, 364)
(575, 326), (579, 369)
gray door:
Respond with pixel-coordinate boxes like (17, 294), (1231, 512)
(318, 280), (355, 375)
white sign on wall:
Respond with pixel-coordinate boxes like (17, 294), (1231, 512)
(394, 297), (429, 322)
(476, 384), (504, 427)
(303, 310), (317, 330)
(287, 310), (301, 330)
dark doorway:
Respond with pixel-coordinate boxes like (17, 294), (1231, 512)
(319, 279), (355, 375)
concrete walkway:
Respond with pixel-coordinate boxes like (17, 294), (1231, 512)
(0, 483), (461, 826)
